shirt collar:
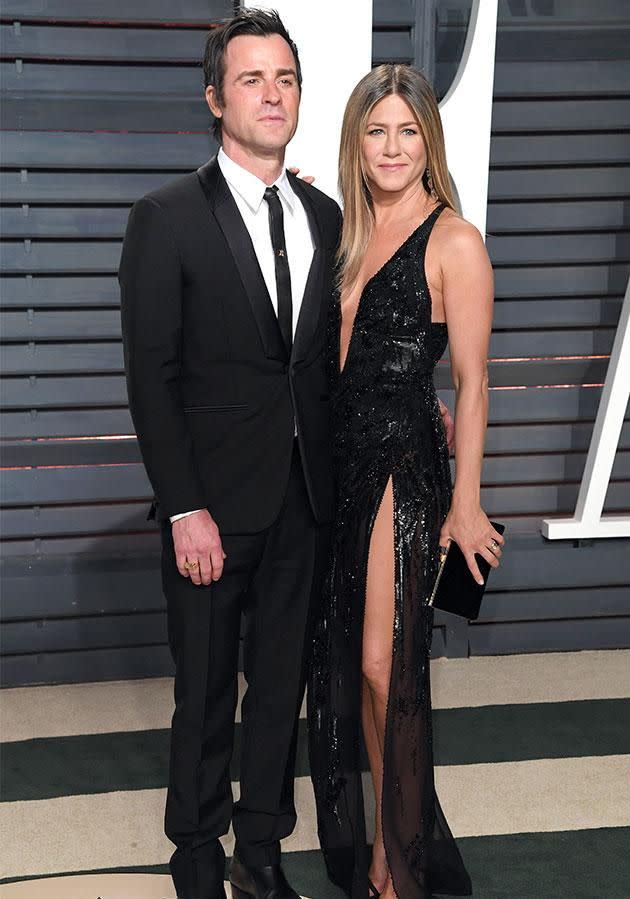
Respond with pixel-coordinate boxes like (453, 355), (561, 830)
(218, 147), (296, 215)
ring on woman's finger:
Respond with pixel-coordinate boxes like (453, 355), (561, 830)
(184, 559), (199, 571)
(490, 539), (499, 551)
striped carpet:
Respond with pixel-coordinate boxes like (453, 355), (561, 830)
(1, 650), (630, 898)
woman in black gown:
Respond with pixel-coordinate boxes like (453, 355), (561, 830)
(308, 65), (505, 899)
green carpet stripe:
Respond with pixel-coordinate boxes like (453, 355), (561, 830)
(2, 830), (630, 898)
(3, 699), (629, 803)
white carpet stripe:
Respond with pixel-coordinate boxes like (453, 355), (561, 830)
(0, 875), (316, 899)
(3, 650), (629, 743)
(2, 757), (629, 881)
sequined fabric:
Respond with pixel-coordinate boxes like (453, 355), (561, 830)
(308, 205), (473, 898)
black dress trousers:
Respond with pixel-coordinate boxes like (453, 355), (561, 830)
(161, 442), (328, 884)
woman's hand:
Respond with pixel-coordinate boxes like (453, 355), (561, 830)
(288, 166), (315, 184)
(439, 505), (505, 585)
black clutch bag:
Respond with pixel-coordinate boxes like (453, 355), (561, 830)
(428, 521), (506, 620)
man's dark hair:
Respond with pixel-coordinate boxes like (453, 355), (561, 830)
(203, 7), (302, 142)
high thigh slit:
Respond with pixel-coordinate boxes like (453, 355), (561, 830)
(308, 205), (472, 898)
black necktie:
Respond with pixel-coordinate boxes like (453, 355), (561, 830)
(263, 186), (293, 355)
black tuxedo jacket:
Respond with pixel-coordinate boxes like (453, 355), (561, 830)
(119, 156), (342, 533)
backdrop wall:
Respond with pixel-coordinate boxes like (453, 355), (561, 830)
(1, 0), (629, 686)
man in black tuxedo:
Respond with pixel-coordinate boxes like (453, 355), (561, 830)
(119, 10), (340, 899)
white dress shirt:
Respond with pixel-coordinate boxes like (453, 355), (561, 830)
(170, 148), (315, 523)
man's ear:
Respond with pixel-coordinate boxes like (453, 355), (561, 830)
(205, 85), (222, 119)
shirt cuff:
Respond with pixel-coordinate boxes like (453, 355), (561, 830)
(170, 509), (204, 523)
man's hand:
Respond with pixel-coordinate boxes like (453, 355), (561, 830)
(438, 398), (455, 455)
(172, 509), (226, 586)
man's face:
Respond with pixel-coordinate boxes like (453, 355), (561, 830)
(206, 34), (300, 156)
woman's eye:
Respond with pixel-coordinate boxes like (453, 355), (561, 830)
(368, 128), (384, 136)
(402, 128), (417, 135)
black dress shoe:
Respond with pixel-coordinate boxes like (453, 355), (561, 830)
(170, 842), (227, 899)
(229, 853), (299, 899)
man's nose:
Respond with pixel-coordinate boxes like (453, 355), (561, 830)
(262, 81), (281, 103)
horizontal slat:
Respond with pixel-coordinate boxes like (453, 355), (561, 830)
(1, 408), (134, 438)
(0, 531), (160, 559)
(1, 130), (212, 169)
(494, 28), (630, 63)
(0, 299), (621, 346)
(5, 132), (627, 176)
(3, 203), (627, 241)
(0, 330), (616, 375)
(373, 0), (414, 27)
(0, 97), (209, 133)
(1, 309), (122, 339)
(0, 0), (231, 22)
(4, 421), (630, 468)
(492, 98), (630, 133)
(0, 171), (173, 204)
(0, 437), (142, 467)
(1, 374), (127, 406)
(1, 612), (167, 655)
(3, 167), (625, 207)
(0, 385), (615, 439)
(489, 167), (630, 200)
(494, 264), (629, 298)
(0, 354), (610, 394)
(1, 61), (200, 93)
(2, 485), (630, 538)
(468, 618), (630, 656)
(1, 342), (124, 373)
(492, 297), (623, 329)
(487, 201), (628, 234)
(3, 453), (630, 507)
(0, 207), (129, 239)
(479, 586), (630, 624)
(1, 241), (121, 273)
(487, 232), (629, 266)
(3, 543), (629, 621)
(491, 60), (630, 97)
(490, 134), (630, 168)
(0, 643), (174, 687)
(372, 31), (414, 64)
(0, 23), (206, 62)
(0, 553), (163, 619)
(0, 276), (120, 307)
(1, 464), (152, 505)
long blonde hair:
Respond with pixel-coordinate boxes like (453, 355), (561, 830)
(338, 64), (456, 292)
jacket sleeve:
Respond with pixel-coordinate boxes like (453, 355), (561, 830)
(119, 196), (206, 519)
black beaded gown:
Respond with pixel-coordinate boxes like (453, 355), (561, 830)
(308, 204), (473, 898)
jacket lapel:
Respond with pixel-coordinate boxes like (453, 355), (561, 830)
(197, 156), (287, 363)
(288, 173), (327, 366)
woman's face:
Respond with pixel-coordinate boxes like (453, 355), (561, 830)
(362, 94), (428, 196)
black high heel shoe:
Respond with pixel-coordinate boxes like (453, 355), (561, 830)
(368, 877), (381, 898)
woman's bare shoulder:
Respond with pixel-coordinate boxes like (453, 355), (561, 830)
(433, 207), (488, 263)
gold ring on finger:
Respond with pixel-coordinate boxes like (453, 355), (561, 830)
(490, 539), (499, 551)
(184, 559), (199, 571)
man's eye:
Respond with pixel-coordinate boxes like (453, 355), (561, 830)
(280, 78), (294, 86)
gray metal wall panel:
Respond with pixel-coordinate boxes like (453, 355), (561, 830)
(2, 0), (629, 684)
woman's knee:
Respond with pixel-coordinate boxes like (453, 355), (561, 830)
(362, 652), (392, 699)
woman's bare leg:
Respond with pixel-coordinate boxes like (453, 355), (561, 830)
(362, 478), (397, 898)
